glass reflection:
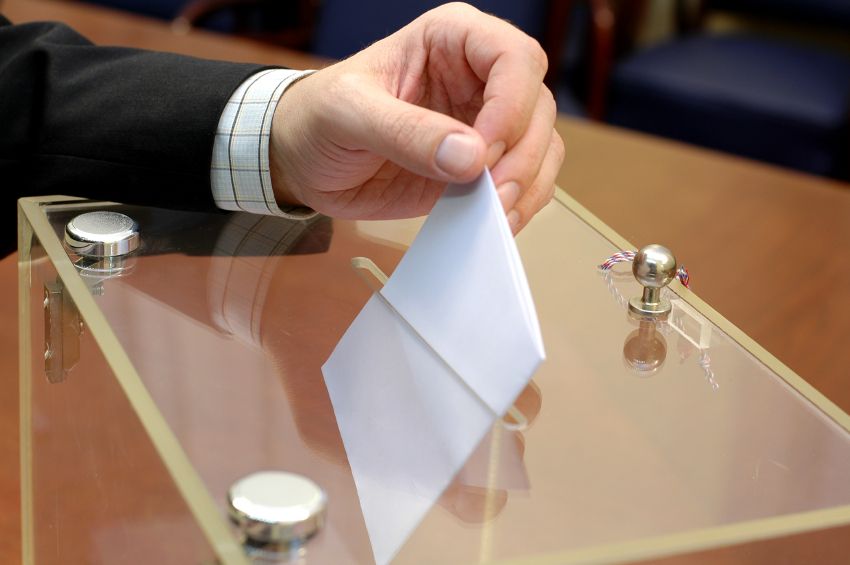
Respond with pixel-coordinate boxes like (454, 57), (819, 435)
(60, 208), (534, 563)
(603, 267), (721, 391)
(622, 316), (667, 376)
(71, 253), (137, 296)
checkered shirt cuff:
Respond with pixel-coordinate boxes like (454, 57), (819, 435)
(207, 213), (314, 346)
(211, 68), (316, 219)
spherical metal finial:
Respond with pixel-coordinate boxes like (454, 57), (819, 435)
(629, 244), (677, 317)
(228, 471), (326, 550)
(632, 244), (677, 289)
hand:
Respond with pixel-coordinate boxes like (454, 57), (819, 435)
(269, 2), (564, 233)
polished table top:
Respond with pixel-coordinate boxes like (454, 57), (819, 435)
(4, 0), (850, 562)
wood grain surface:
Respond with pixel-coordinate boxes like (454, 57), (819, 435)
(0, 252), (20, 564)
(556, 118), (850, 412)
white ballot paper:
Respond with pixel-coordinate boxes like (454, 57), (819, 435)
(322, 169), (545, 564)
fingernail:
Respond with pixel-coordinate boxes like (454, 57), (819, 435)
(486, 141), (506, 168)
(497, 182), (521, 211)
(507, 209), (520, 231)
(436, 133), (479, 177)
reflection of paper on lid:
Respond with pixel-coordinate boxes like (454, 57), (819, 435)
(323, 169), (545, 564)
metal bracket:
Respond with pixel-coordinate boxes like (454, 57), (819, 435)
(43, 277), (83, 384)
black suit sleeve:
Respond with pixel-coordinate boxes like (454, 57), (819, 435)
(0, 15), (272, 255)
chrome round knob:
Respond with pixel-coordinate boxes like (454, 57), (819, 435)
(628, 244), (677, 318)
(65, 211), (139, 258)
(632, 244), (677, 289)
(228, 471), (326, 549)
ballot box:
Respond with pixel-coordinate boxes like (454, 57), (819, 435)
(17, 192), (850, 565)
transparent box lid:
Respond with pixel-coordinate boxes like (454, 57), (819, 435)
(18, 192), (850, 564)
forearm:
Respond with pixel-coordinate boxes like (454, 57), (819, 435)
(0, 16), (266, 210)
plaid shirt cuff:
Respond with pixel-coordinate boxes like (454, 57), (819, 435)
(207, 213), (315, 345)
(211, 68), (316, 219)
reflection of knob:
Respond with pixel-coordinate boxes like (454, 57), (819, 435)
(228, 471), (327, 553)
(628, 244), (677, 318)
(623, 319), (667, 375)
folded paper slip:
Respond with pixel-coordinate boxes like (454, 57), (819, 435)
(322, 169), (546, 564)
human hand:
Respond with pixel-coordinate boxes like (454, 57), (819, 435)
(269, 2), (564, 233)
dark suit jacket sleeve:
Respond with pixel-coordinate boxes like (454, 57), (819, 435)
(0, 15), (273, 254)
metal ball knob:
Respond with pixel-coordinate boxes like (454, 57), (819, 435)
(629, 244), (677, 318)
(632, 244), (677, 289)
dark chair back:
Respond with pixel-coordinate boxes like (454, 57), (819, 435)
(710, 0), (850, 28)
(310, 0), (549, 59)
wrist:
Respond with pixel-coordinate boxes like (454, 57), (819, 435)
(270, 71), (315, 209)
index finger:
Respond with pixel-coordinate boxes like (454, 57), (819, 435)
(456, 9), (549, 147)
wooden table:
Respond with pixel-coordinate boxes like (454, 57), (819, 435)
(557, 120), (850, 410)
(3, 0), (849, 562)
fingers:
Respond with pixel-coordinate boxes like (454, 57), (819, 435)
(490, 86), (557, 211)
(507, 130), (565, 234)
(472, 44), (548, 149)
(326, 73), (488, 183)
(443, 6), (547, 149)
(273, 3), (560, 228)
(415, 3), (556, 228)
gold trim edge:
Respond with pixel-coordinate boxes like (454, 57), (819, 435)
(17, 204), (34, 565)
(492, 503), (850, 565)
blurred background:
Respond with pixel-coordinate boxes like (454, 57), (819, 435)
(67, 0), (850, 181)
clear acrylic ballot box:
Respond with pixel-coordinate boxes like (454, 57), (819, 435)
(18, 192), (850, 565)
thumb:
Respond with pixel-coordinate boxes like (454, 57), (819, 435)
(335, 80), (487, 182)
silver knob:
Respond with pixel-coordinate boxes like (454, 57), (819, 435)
(65, 211), (139, 258)
(628, 244), (677, 318)
(228, 471), (327, 551)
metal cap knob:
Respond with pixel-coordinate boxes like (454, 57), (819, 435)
(65, 211), (139, 258)
(228, 471), (327, 549)
(629, 244), (676, 317)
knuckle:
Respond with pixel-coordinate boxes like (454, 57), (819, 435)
(507, 95), (528, 119)
(551, 131), (566, 163)
(514, 166), (537, 189)
(498, 95), (529, 128)
(533, 188), (555, 213)
(436, 2), (477, 18)
(542, 86), (557, 113)
(545, 181), (556, 203)
(526, 37), (548, 75)
(524, 179), (554, 214)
